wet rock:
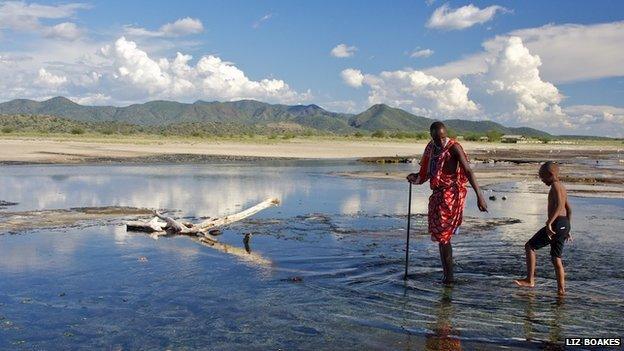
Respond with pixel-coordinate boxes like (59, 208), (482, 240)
(285, 276), (303, 283)
(138, 256), (148, 262)
(501, 196), (507, 200)
(59, 292), (66, 297)
(291, 325), (320, 335)
(208, 229), (222, 236)
(489, 195), (497, 201)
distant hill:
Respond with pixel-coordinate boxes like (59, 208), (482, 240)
(0, 96), (550, 137)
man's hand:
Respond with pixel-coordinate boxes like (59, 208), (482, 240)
(565, 234), (573, 243)
(407, 173), (420, 184)
(477, 195), (488, 212)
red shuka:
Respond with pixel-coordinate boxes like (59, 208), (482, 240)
(415, 139), (468, 244)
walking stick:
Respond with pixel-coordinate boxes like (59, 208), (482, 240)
(404, 182), (412, 280)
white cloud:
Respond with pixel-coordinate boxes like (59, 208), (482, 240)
(343, 68), (479, 118)
(125, 17), (204, 38)
(0, 1), (88, 35)
(341, 68), (364, 87)
(35, 68), (67, 88)
(331, 44), (357, 58)
(410, 48), (434, 58)
(100, 37), (309, 103)
(473, 36), (570, 128)
(563, 105), (624, 137)
(426, 21), (624, 84)
(43, 22), (82, 40)
(252, 13), (274, 29)
(426, 3), (508, 30)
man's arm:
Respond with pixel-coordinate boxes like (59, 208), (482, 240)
(452, 144), (488, 212)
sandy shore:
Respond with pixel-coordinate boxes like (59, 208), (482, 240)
(0, 137), (621, 164)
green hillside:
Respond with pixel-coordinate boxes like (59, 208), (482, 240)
(0, 97), (553, 137)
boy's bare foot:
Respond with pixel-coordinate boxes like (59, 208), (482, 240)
(514, 278), (535, 288)
(558, 288), (565, 295)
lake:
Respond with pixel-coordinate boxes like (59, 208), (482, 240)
(0, 160), (622, 350)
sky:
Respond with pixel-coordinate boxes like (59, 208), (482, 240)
(0, 0), (622, 136)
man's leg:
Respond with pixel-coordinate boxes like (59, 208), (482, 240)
(439, 242), (453, 284)
(515, 242), (536, 287)
(552, 257), (565, 295)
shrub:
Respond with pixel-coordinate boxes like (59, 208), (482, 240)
(1, 126), (14, 133)
(353, 131), (364, 138)
(371, 130), (386, 138)
(70, 127), (85, 135)
(282, 132), (295, 140)
(486, 130), (503, 142)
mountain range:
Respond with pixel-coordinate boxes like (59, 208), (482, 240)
(0, 96), (550, 137)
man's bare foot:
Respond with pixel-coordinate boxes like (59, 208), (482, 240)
(558, 288), (565, 295)
(514, 278), (535, 288)
(442, 276), (454, 286)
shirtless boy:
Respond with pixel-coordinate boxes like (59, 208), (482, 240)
(515, 161), (572, 295)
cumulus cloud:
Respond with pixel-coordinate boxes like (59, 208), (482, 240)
(43, 22), (82, 40)
(426, 3), (508, 30)
(410, 48), (434, 58)
(99, 37), (309, 103)
(473, 36), (570, 128)
(125, 17), (204, 38)
(563, 105), (624, 137)
(340, 68), (364, 87)
(35, 68), (67, 88)
(342, 67), (479, 118)
(331, 44), (357, 58)
(426, 21), (624, 84)
(0, 1), (89, 42)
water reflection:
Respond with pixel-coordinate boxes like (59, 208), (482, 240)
(425, 286), (462, 351)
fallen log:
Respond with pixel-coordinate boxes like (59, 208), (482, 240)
(125, 198), (279, 265)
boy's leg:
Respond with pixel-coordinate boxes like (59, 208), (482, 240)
(552, 257), (565, 295)
(515, 227), (549, 287)
(439, 242), (453, 284)
(515, 242), (536, 287)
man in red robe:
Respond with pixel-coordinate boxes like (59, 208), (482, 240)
(407, 122), (488, 284)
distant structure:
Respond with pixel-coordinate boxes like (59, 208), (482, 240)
(501, 134), (527, 143)
(479, 136), (489, 142)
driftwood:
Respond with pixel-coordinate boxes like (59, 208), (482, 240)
(125, 198), (279, 266)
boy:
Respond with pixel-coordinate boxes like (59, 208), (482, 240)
(515, 161), (572, 295)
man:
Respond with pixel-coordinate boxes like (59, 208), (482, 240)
(407, 122), (488, 284)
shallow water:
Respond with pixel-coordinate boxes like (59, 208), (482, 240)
(0, 161), (622, 350)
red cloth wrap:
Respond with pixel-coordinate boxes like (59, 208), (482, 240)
(416, 139), (468, 244)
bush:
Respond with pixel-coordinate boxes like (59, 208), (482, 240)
(282, 132), (295, 140)
(100, 128), (114, 135)
(268, 134), (277, 139)
(465, 133), (481, 141)
(486, 130), (503, 142)
(353, 131), (364, 138)
(1, 126), (14, 133)
(70, 127), (85, 135)
(191, 131), (203, 138)
(371, 130), (386, 138)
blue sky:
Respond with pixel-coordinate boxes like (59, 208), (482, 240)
(0, 0), (622, 136)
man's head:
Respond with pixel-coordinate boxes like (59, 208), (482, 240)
(539, 161), (559, 185)
(430, 121), (447, 146)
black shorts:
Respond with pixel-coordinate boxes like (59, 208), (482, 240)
(527, 216), (571, 258)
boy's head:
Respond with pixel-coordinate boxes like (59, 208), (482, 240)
(539, 161), (559, 185)
(430, 121), (447, 146)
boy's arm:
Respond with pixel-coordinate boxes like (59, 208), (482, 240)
(452, 144), (488, 212)
(565, 199), (572, 223)
(546, 182), (566, 232)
